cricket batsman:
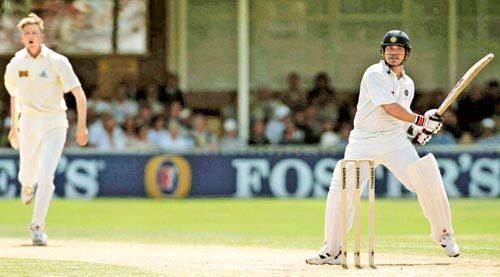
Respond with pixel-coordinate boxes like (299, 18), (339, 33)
(4, 13), (88, 246)
(306, 30), (460, 265)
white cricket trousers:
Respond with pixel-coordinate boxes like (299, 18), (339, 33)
(18, 113), (67, 230)
(323, 128), (452, 255)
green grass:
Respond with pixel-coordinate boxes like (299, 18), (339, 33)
(0, 198), (499, 259)
(0, 258), (159, 276)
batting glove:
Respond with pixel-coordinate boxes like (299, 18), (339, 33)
(406, 124), (423, 140)
(424, 108), (439, 117)
(415, 131), (432, 145)
(414, 112), (444, 134)
(407, 124), (434, 145)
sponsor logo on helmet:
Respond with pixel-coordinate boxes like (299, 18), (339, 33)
(390, 36), (397, 43)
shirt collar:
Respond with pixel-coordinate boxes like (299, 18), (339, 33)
(40, 44), (49, 57)
(379, 60), (408, 80)
(20, 44), (49, 59)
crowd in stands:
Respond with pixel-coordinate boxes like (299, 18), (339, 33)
(1, 71), (499, 152)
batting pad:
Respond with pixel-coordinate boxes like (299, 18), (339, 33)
(407, 153), (454, 243)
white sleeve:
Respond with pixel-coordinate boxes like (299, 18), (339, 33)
(408, 86), (415, 104)
(364, 72), (395, 106)
(403, 122), (413, 132)
(4, 61), (18, 97)
(55, 57), (81, 92)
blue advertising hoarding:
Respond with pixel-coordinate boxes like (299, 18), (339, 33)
(0, 149), (498, 199)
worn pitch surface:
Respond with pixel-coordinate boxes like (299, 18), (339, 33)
(1, 239), (498, 276)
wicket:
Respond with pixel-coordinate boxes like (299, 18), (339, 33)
(340, 159), (375, 268)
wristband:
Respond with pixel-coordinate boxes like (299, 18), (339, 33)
(414, 114), (425, 126)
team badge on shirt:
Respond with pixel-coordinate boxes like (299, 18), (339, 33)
(39, 71), (48, 78)
(19, 70), (29, 77)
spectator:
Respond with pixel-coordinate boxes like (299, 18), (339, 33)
(337, 122), (352, 149)
(336, 93), (356, 125)
(456, 84), (494, 133)
(293, 108), (315, 144)
(319, 103), (339, 130)
(85, 104), (99, 130)
(136, 104), (153, 129)
(148, 116), (169, 147)
(128, 125), (158, 151)
(88, 111), (110, 146)
(426, 125), (456, 145)
(442, 110), (462, 139)
(168, 101), (183, 122)
(221, 92), (237, 120)
(415, 89), (446, 113)
(219, 118), (246, 150)
(307, 72), (335, 107)
(89, 112), (127, 151)
(140, 83), (164, 115)
(265, 105), (290, 144)
(252, 86), (285, 121)
(303, 105), (322, 144)
(458, 132), (475, 144)
(86, 86), (113, 116)
(122, 116), (139, 147)
(282, 72), (307, 112)
(249, 119), (270, 145)
(476, 118), (500, 145)
(190, 113), (218, 149)
(111, 81), (138, 124)
(319, 119), (341, 149)
(159, 72), (185, 107)
(178, 108), (193, 135)
(281, 121), (305, 145)
(158, 120), (194, 152)
(485, 79), (499, 105)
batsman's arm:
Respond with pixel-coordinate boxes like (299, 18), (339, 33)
(384, 104), (431, 145)
(70, 86), (88, 146)
(381, 103), (421, 123)
(382, 103), (443, 134)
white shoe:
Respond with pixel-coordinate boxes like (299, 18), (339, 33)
(30, 224), (47, 246)
(32, 232), (48, 246)
(440, 233), (460, 257)
(21, 186), (35, 205)
(305, 245), (341, 265)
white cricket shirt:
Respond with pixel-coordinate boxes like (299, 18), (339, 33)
(352, 60), (414, 137)
(4, 44), (81, 115)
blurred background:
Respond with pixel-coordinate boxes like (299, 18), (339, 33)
(0, 0), (498, 199)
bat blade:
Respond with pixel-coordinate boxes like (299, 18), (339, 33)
(437, 53), (494, 115)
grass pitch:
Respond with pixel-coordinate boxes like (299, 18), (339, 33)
(0, 198), (498, 274)
(0, 257), (158, 276)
